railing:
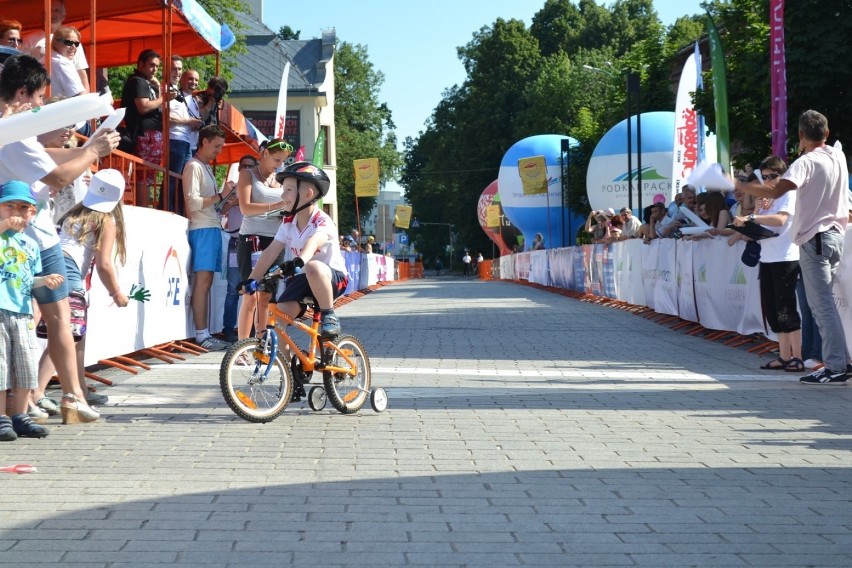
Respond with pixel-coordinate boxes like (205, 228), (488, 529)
(101, 150), (180, 210)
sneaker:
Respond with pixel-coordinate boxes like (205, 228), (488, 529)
(86, 391), (109, 406)
(12, 414), (50, 438)
(0, 415), (16, 442)
(799, 367), (848, 385)
(803, 359), (824, 370)
(36, 396), (60, 416)
(199, 336), (230, 351)
(223, 331), (238, 343)
(319, 312), (342, 339)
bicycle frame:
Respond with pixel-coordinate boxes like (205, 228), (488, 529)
(254, 303), (358, 378)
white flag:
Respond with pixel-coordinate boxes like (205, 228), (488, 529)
(274, 62), (291, 139)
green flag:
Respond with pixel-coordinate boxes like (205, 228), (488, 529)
(706, 13), (730, 171)
(312, 128), (326, 166)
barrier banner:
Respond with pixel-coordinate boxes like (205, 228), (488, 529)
(528, 249), (549, 285)
(84, 207), (190, 365)
(618, 239), (646, 306)
(343, 251), (362, 294)
(591, 244), (604, 296)
(832, 230), (852, 356)
(653, 238), (678, 316)
(499, 254), (516, 281)
(515, 252), (531, 281)
(601, 244), (617, 299)
(693, 239), (752, 330)
(640, 240), (659, 310)
(548, 248), (573, 290)
(573, 245), (592, 293)
(675, 239), (698, 322)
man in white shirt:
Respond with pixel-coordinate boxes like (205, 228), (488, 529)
(737, 110), (850, 385)
(168, 69), (204, 215)
(619, 207), (642, 238)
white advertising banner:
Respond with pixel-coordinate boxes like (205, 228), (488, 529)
(671, 53), (700, 196)
(515, 252), (531, 281)
(692, 238), (760, 331)
(84, 207), (190, 365)
(831, 230), (852, 356)
(618, 239), (646, 306)
(548, 248), (573, 289)
(675, 239), (698, 322)
(529, 250), (550, 285)
(639, 240), (659, 310)
(653, 238), (678, 316)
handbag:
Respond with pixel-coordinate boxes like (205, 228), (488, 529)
(35, 289), (88, 342)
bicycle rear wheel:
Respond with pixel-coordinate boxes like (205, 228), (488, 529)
(220, 338), (293, 422)
(323, 334), (371, 414)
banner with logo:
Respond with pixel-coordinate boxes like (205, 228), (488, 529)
(528, 249), (549, 285)
(832, 231), (852, 356)
(486, 204), (501, 228)
(354, 158), (380, 197)
(548, 248), (574, 290)
(692, 238), (759, 331)
(394, 205), (412, 229)
(313, 127), (326, 166)
(653, 238), (678, 315)
(639, 240), (659, 310)
(770, 0), (787, 158)
(672, 52), (701, 195)
(675, 239), (698, 322)
(518, 156), (548, 195)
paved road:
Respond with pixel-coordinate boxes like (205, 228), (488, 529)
(2, 276), (851, 567)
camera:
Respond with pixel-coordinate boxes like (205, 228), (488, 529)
(169, 85), (185, 103)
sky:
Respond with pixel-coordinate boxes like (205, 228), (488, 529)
(261, 0), (705, 190)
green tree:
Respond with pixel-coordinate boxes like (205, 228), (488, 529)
(333, 42), (403, 234)
(277, 26), (300, 40)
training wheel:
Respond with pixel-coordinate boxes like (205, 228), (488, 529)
(308, 386), (327, 411)
(370, 388), (388, 413)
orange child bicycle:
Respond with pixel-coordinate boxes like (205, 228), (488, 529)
(219, 260), (387, 422)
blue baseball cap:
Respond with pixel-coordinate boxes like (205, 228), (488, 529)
(0, 181), (37, 205)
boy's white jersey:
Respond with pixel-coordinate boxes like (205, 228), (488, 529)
(274, 210), (347, 273)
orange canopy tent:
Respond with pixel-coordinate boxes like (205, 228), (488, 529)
(3, 0), (258, 164)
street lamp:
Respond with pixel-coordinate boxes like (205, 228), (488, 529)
(411, 218), (454, 271)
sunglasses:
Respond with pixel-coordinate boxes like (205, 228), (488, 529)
(265, 141), (293, 153)
(762, 173), (780, 181)
(7, 37), (23, 46)
(61, 39), (81, 48)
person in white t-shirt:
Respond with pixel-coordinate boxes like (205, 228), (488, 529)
(736, 110), (850, 385)
(22, 0), (90, 93)
(241, 162), (348, 339)
(48, 26), (86, 98)
(734, 155), (802, 372)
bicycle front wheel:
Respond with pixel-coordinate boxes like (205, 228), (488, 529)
(323, 334), (371, 414)
(220, 338), (293, 422)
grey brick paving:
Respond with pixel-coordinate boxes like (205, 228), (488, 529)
(2, 277), (852, 566)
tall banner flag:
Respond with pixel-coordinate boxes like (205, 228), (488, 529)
(312, 128), (326, 166)
(293, 145), (306, 162)
(770, 0), (787, 158)
(706, 13), (731, 171)
(517, 156), (548, 195)
(694, 42), (706, 163)
(274, 62), (291, 139)
(354, 158), (380, 197)
(672, 52), (701, 194)
(394, 205), (412, 229)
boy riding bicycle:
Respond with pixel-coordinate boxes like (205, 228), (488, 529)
(239, 162), (348, 338)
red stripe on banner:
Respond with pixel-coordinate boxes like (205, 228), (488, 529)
(770, 0), (787, 157)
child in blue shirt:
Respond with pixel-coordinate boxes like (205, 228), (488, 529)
(0, 181), (64, 441)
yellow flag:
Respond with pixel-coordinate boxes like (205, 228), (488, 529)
(394, 205), (412, 229)
(354, 158), (380, 197)
(518, 155), (548, 195)
(486, 204), (501, 228)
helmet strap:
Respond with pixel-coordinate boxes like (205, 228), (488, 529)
(281, 180), (320, 216)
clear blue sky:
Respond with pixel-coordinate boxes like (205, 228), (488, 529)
(261, 0), (705, 190)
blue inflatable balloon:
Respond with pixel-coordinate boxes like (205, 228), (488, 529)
(585, 112), (675, 213)
(498, 134), (579, 251)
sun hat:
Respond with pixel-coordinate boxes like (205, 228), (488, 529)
(83, 169), (125, 213)
(0, 180), (37, 205)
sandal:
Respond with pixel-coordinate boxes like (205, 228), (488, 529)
(784, 357), (805, 372)
(760, 356), (788, 370)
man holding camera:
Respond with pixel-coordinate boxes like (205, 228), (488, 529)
(197, 76), (228, 127)
(167, 69), (204, 215)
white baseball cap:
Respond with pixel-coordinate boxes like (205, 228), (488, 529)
(83, 169), (125, 213)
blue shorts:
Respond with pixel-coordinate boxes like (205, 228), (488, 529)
(32, 244), (69, 304)
(63, 254), (85, 294)
(188, 228), (222, 273)
(276, 269), (349, 305)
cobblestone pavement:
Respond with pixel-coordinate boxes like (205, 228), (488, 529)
(1, 276), (851, 567)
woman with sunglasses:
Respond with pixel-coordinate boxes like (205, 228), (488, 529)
(49, 26), (87, 98)
(0, 19), (23, 50)
(235, 139), (291, 339)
